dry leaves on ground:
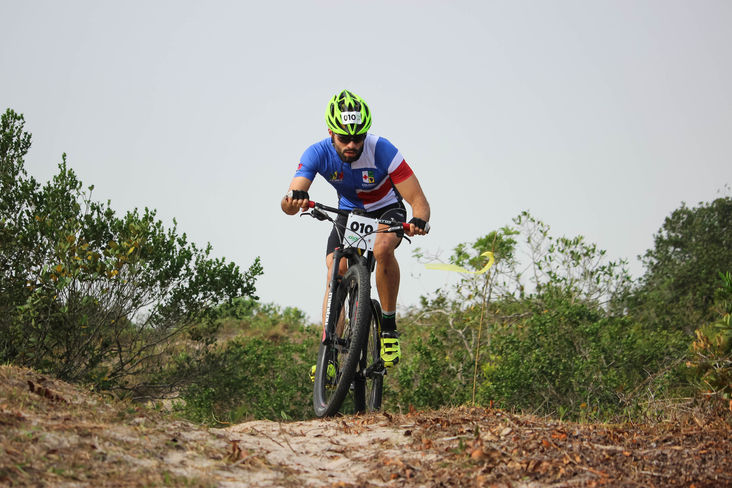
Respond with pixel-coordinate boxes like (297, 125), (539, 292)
(1, 365), (730, 487)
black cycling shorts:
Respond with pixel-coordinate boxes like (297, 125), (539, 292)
(326, 202), (407, 256)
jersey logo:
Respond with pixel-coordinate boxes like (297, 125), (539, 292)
(362, 170), (375, 184)
(297, 163), (303, 170)
(329, 171), (344, 182)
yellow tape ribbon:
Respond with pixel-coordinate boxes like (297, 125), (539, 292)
(425, 251), (495, 274)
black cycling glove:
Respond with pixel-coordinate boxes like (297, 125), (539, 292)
(409, 217), (428, 231)
(287, 190), (309, 201)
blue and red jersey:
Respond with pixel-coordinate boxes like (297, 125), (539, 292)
(294, 134), (414, 211)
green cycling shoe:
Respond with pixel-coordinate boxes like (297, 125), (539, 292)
(380, 330), (401, 367)
(310, 362), (337, 383)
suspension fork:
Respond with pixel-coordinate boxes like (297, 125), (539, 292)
(322, 247), (346, 343)
(322, 247), (370, 343)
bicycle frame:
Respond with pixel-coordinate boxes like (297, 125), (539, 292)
(304, 201), (408, 344)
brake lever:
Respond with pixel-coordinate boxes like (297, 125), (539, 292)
(384, 223), (412, 243)
(309, 208), (330, 221)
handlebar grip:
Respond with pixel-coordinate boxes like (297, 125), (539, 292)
(308, 201), (315, 208)
(402, 222), (431, 233)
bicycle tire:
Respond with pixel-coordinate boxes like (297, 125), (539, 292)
(313, 264), (371, 417)
(354, 299), (384, 413)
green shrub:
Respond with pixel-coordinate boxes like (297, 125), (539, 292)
(174, 335), (317, 424)
(687, 272), (732, 410)
(396, 211), (688, 420)
(1, 108), (262, 392)
(478, 288), (687, 419)
(387, 327), (473, 411)
(631, 197), (732, 334)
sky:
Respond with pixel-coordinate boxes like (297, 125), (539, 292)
(2, 0), (731, 323)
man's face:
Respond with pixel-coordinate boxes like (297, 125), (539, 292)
(330, 130), (366, 163)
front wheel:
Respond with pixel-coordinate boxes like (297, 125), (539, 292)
(313, 265), (371, 417)
(354, 299), (385, 413)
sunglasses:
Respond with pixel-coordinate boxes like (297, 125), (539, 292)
(336, 133), (367, 144)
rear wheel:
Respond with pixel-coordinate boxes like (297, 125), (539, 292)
(313, 265), (371, 417)
(354, 299), (384, 413)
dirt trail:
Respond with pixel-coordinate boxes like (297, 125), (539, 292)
(222, 416), (419, 487)
(1, 365), (731, 487)
(223, 408), (732, 487)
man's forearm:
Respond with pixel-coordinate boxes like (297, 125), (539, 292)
(411, 197), (431, 222)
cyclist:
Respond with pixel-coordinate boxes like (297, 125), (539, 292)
(281, 89), (430, 367)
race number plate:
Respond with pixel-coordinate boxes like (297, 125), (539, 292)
(343, 214), (378, 251)
(340, 111), (362, 125)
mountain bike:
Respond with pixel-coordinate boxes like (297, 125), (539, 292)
(302, 200), (419, 417)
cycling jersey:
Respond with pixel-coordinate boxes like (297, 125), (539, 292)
(294, 134), (414, 211)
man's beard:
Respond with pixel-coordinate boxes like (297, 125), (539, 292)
(338, 147), (363, 163)
(332, 136), (364, 163)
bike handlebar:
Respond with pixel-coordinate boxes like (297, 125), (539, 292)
(306, 200), (414, 232)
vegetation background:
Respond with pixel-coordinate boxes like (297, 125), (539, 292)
(2, 108), (730, 426)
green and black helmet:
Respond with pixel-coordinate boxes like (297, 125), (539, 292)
(325, 90), (372, 135)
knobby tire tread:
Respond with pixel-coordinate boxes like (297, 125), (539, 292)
(313, 264), (371, 417)
(354, 299), (384, 413)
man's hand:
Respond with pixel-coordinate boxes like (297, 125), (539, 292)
(406, 217), (430, 237)
(282, 189), (310, 215)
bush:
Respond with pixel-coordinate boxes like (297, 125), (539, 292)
(631, 196), (732, 334)
(395, 211), (685, 420)
(478, 288), (687, 419)
(171, 304), (318, 423)
(687, 271), (732, 411)
(174, 336), (316, 424)
(388, 326), (473, 411)
(0, 108), (262, 392)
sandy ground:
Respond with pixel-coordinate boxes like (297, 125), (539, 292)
(220, 415), (423, 487)
(2, 365), (731, 487)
